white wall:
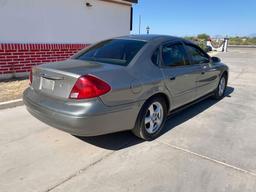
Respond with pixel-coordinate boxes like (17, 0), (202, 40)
(0, 0), (131, 44)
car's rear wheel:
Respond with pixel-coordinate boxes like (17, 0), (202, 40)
(213, 74), (227, 99)
(132, 96), (167, 141)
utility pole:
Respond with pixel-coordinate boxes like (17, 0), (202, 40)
(139, 15), (141, 34)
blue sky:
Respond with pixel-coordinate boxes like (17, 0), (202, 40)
(131, 0), (256, 37)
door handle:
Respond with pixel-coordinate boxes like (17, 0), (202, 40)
(170, 77), (176, 80)
(201, 71), (205, 75)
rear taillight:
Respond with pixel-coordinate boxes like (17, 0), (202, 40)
(69, 75), (111, 99)
(29, 70), (33, 85)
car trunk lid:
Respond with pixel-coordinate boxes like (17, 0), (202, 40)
(31, 59), (124, 99)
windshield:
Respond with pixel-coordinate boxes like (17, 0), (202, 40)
(75, 39), (146, 66)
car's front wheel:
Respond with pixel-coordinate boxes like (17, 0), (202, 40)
(132, 96), (167, 141)
(213, 74), (227, 99)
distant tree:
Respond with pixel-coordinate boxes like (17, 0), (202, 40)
(184, 36), (195, 41)
(183, 35), (209, 51)
(228, 36), (256, 45)
(197, 33), (210, 41)
(184, 34), (256, 47)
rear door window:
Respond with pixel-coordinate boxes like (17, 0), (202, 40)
(161, 43), (189, 67)
(185, 44), (210, 65)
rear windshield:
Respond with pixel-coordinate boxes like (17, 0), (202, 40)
(75, 39), (146, 66)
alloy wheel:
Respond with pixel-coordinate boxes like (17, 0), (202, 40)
(144, 102), (164, 134)
(218, 77), (226, 96)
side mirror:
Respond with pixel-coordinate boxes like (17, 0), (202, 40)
(211, 56), (221, 63)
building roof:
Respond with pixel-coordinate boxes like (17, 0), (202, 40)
(123, 0), (138, 3)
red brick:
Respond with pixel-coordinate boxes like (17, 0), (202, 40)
(0, 66), (10, 69)
(19, 61), (30, 64)
(2, 71), (12, 74)
(21, 66), (32, 69)
(6, 55), (19, 59)
(0, 52), (12, 56)
(30, 50), (41, 53)
(18, 55), (30, 58)
(5, 50), (17, 53)
(26, 52), (36, 55)
(8, 61), (18, 64)
(0, 59), (13, 62)
(17, 49), (30, 52)
(24, 59), (32, 63)
(15, 69), (27, 73)
(12, 52), (24, 56)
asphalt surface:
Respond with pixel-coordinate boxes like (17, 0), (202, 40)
(1, 48), (256, 192)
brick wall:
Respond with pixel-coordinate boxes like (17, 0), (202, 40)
(0, 43), (88, 77)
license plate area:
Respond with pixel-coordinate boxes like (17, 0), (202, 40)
(40, 77), (55, 91)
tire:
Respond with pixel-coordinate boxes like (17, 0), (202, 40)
(213, 73), (227, 100)
(132, 96), (167, 141)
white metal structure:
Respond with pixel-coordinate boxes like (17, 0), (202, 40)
(207, 38), (229, 52)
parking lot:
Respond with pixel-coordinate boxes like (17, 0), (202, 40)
(0, 47), (256, 192)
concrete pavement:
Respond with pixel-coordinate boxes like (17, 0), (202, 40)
(0, 48), (256, 192)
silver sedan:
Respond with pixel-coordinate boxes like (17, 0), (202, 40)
(23, 35), (229, 140)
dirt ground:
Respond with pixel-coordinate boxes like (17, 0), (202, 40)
(0, 79), (29, 102)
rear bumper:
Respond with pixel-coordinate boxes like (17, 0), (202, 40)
(23, 88), (140, 136)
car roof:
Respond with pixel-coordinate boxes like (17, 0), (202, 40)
(115, 34), (183, 42)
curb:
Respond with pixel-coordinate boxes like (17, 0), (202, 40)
(228, 45), (256, 48)
(0, 99), (23, 110)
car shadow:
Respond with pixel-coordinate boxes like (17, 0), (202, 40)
(162, 86), (234, 135)
(76, 86), (234, 150)
(76, 131), (143, 150)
